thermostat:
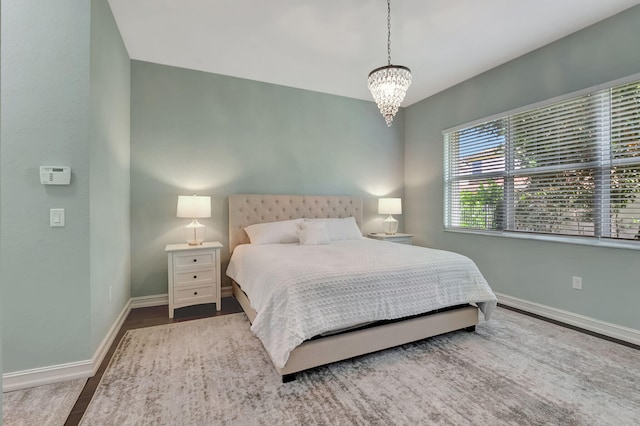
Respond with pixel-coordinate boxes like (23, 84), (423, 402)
(40, 166), (71, 185)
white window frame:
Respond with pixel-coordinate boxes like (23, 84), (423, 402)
(443, 73), (640, 251)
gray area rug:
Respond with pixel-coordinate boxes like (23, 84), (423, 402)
(80, 308), (640, 425)
(3, 378), (86, 426)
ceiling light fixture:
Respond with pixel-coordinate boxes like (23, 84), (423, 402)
(368, 0), (412, 127)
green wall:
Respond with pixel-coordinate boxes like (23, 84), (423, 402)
(1, 0), (130, 374)
(404, 6), (640, 329)
(1, 0), (92, 372)
(1, 0), (4, 415)
(89, 0), (131, 353)
(130, 61), (405, 296)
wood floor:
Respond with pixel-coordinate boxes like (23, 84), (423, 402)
(64, 298), (243, 426)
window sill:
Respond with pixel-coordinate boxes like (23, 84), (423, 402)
(444, 228), (640, 251)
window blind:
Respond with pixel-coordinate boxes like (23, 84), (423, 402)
(444, 79), (640, 242)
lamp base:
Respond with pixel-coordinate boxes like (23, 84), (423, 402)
(185, 219), (206, 245)
(382, 215), (399, 235)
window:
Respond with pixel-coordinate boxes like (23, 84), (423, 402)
(444, 78), (640, 244)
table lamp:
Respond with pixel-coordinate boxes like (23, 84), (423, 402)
(177, 194), (211, 245)
(378, 197), (402, 235)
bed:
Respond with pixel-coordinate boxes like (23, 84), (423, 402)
(227, 194), (497, 381)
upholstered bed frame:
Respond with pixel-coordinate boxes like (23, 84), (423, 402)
(228, 194), (479, 382)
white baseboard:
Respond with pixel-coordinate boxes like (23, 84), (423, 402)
(221, 286), (232, 298)
(496, 292), (640, 346)
(3, 299), (132, 392)
(3, 290), (237, 391)
(130, 293), (169, 308)
(2, 360), (93, 393)
(91, 298), (132, 375)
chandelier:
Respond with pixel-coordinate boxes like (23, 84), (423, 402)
(368, 0), (412, 127)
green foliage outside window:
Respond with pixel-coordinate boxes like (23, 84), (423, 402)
(460, 183), (503, 230)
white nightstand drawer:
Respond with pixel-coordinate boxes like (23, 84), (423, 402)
(175, 284), (215, 303)
(175, 269), (215, 285)
(175, 252), (214, 268)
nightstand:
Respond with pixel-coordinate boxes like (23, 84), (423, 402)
(368, 233), (413, 245)
(165, 242), (222, 318)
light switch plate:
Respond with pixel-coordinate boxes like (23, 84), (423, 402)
(50, 208), (65, 227)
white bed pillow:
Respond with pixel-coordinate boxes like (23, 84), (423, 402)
(297, 221), (330, 245)
(244, 218), (304, 244)
(304, 217), (362, 241)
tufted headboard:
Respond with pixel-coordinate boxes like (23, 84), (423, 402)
(229, 194), (363, 252)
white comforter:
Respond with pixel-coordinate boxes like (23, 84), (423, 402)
(226, 238), (497, 368)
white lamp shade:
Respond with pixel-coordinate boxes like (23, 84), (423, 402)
(177, 195), (211, 218)
(378, 198), (402, 215)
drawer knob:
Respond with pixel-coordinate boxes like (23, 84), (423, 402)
(193, 259), (197, 263)
(193, 275), (197, 279)
(193, 291), (198, 295)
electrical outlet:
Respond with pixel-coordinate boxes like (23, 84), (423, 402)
(109, 286), (113, 301)
(572, 276), (583, 290)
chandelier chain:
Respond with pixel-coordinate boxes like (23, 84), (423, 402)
(387, 0), (391, 65)
(368, 0), (411, 127)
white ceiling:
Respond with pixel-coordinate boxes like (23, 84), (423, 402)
(108, 0), (640, 107)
